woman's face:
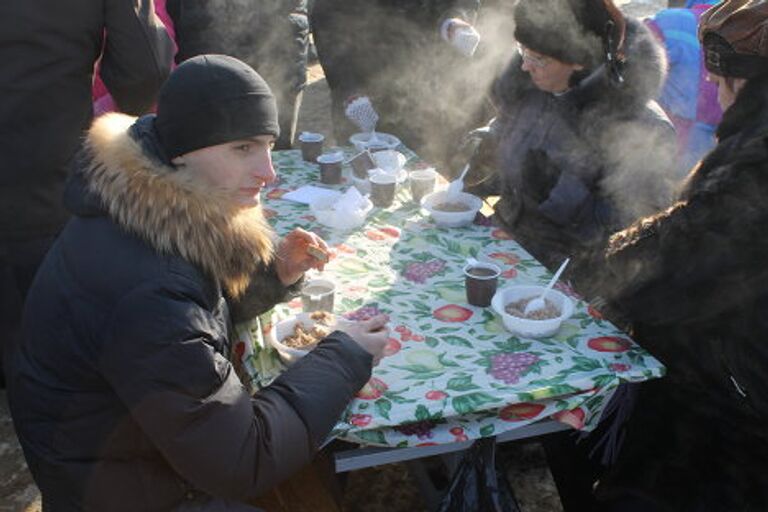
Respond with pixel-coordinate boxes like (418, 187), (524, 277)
(519, 45), (584, 93)
(172, 135), (277, 208)
(707, 73), (746, 111)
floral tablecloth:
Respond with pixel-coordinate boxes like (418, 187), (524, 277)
(234, 147), (665, 448)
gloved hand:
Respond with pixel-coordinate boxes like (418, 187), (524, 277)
(461, 119), (500, 159)
(521, 150), (562, 204)
(452, 120), (500, 192)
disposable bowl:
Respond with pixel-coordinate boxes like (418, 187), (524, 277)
(491, 285), (574, 338)
(421, 190), (482, 228)
(272, 313), (351, 364)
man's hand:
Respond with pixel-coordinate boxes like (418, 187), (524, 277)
(338, 315), (390, 366)
(274, 228), (330, 285)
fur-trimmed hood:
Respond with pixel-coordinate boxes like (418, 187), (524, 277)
(68, 112), (274, 298)
(494, 17), (667, 115)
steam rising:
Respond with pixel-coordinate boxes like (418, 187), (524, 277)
(181, 0), (677, 232)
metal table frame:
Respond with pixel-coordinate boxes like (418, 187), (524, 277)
(333, 419), (569, 473)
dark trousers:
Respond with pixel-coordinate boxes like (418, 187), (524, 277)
(0, 235), (56, 386)
(541, 430), (605, 512)
(542, 431), (664, 512)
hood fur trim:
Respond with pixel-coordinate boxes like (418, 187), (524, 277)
(83, 113), (274, 298)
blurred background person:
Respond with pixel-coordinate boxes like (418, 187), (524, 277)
(92, 0), (178, 116)
(647, 0), (723, 175)
(0, 0), (174, 386)
(167, 0), (309, 150)
(310, 0), (490, 169)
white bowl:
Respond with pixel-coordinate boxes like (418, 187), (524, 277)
(421, 190), (482, 228)
(272, 315), (314, 364)
(491, 285), (574, 338)
(349, 132), (401, 152)
(350, 169), (408, 195)
(371, 150), (407, 173)
(272, 313), (351, 364)
(310, 194), (373, 230)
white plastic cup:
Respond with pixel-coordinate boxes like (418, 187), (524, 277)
(300, 279), (336, 313)
(409, 168), (438, 203)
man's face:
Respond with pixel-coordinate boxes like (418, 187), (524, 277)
(519, 45), (584, 93)
(174, 135), (277, 208)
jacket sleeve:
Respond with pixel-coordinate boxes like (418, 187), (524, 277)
(437, 0), (481, 25)
(604, 148), (768, 326)
(100, 278), (372, 501)
(228, 261), (303, 323)
(101, 0), (175, 114)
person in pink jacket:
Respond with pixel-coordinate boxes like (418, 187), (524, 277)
(92, 0), (177, 116)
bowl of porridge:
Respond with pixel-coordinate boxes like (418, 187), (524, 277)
(491, 285), (574, 338)
(272, 311), (342, 364)
(421, 190), (482, 228)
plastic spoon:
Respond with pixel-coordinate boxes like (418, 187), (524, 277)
(447, 163), (471, 199)
(523, 258), (570, 316)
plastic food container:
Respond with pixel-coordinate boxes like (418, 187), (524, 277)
(349, 132), (401, 152)
(421, 190), (482, 228)
(309, 194), (373, 231)
(491, 285), (574, 338)
(371, 150), (407, 173)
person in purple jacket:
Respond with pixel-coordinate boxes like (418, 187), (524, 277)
(646, 0), (723, 175)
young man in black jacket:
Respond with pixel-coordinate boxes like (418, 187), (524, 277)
(6, 55), (389, 511)
(0, 0), (174, 385)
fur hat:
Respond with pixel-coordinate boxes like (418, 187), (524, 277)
(154, 55), (279, 159)
(700, 0), (768, 78)
(513, 0), (627, 68)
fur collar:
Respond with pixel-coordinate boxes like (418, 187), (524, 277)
(82, 113), (274, 298)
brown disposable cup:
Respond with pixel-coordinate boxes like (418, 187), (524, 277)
(317, 153), (344, 185)
(409, 168), (437, 203)
(463, 262), (501, 307)
(348, 150), (377, 179)
(369, 173), (397, 208)
(300, 279), (336, 313)
(299, 132), (324, 162)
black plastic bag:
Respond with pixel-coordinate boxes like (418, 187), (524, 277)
(437, 438), (522, 512)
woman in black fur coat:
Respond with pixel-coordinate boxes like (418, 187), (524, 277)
(595, 2), (768, 510)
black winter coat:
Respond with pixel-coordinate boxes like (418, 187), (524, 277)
(0, 0), (173, 241)
(468, 19), (676, 292)
(596, 74), (768, 511)
(6, 113), (373, 511)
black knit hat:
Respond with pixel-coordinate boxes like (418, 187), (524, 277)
(155, 55), (279, 159)
(514, 0), (626, 68)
